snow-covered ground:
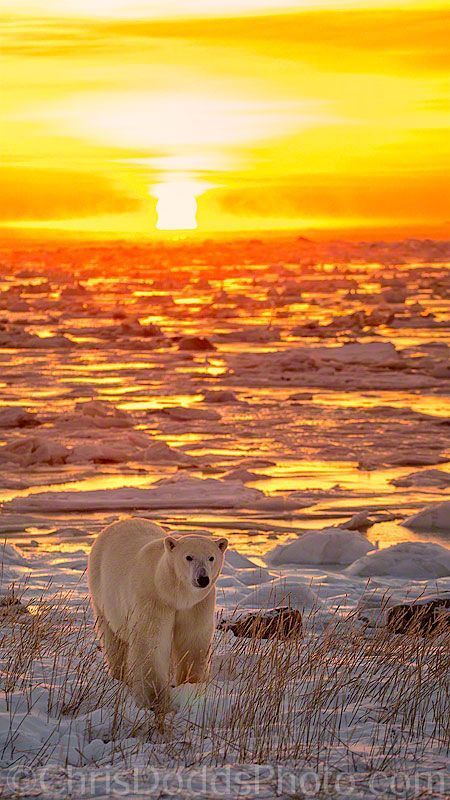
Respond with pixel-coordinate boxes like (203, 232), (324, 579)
(0, 237), (449, 797)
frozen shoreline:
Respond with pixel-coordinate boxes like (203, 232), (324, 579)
(0, 237), (449, 794)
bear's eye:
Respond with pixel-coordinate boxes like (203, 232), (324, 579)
(209, 556), (215, 562)
(186, 555), (193, 562)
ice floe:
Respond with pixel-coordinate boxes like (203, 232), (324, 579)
(392, 469), (450, 488)
(403, 500), (450, 532)
(266, 528), (373, 566)
(4, 475), (265, 513)
(346, 541), (450, 579)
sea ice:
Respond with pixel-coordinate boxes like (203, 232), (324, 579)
(0, 436), (70, 466)
(392, 469), (450, 488)
(266, 528), (372, 566)
(240, 577), (321, 610)
(3, 474), (265, 513)
(403, 500), (450, 532)
(346, 541), (450, 579)
(0, 407), (39, 428)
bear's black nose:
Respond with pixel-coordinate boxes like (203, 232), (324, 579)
(197, 575), (210, 588)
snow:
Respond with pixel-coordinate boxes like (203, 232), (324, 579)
(346, 541), (450, 579)
(1, 516), (450, 795)
(266, 528), (373, 566)
(403, 500), (450, 532)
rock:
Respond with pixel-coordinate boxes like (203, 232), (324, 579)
(387, 594), (450, 635)
(0, 593), (30, 618)
(178, 336), (216, 351)
(218, 607), (303, 640)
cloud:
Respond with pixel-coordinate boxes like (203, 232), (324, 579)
(215, 173), (450, 224)
(2, 8), (448, 75)
(0, 167), (139, 220)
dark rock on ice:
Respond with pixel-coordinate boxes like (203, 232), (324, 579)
(387, 594), (450, 635)
(218, 607), (303, 640)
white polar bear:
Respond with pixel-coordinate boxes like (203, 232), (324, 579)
(88, 518), (228, 708)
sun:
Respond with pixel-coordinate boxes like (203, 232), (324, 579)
(153, 179), (204, 231)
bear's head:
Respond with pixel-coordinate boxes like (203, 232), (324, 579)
(164, 534), (228, 593)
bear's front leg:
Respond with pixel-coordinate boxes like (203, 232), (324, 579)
(173, 590), (216, 685)
(127, 606), (175, 709)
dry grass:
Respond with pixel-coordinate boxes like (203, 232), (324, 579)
(0, 580), (449, 773)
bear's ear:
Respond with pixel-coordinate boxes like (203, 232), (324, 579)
(216, 537), (228, 552)
(165, 536), (177, 552)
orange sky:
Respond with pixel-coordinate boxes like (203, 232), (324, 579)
(1, 0), (449, 238)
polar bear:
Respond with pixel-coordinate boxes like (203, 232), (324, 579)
(88, 518), (228, 709)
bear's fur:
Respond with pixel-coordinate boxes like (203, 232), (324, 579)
(88, 518), (228, 708)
